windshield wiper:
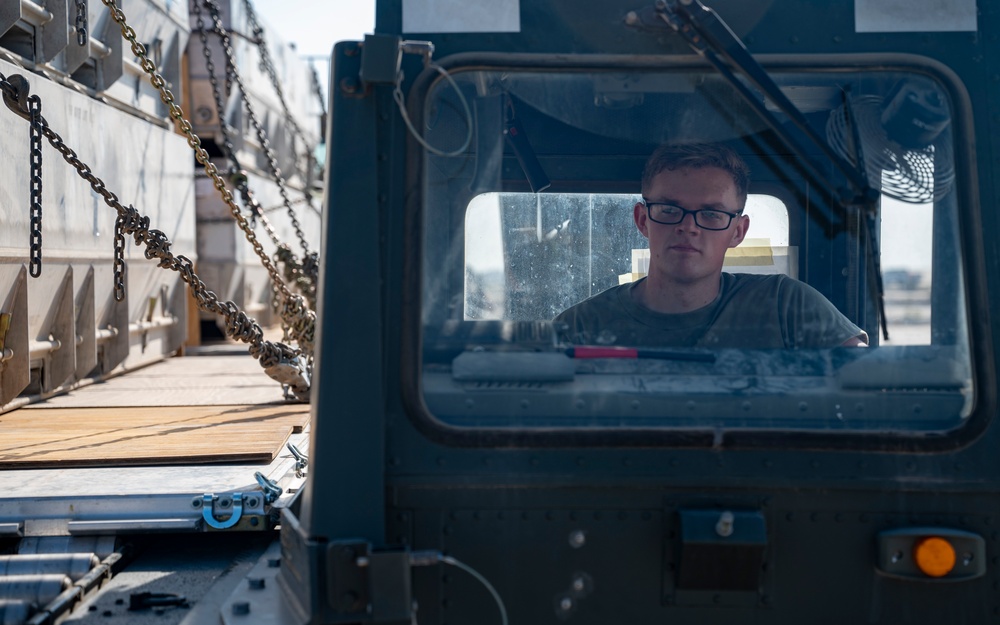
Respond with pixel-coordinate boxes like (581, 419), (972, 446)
(626, 0), (889, 341)
(625, 0), (879, 224)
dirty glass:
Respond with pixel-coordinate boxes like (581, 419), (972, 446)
(417, 62), (972, 437)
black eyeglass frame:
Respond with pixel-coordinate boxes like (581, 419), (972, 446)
(641, 198), (742, 231)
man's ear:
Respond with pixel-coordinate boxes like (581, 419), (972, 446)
(729, 214), (750, 248)
(634, 202), (649, 238)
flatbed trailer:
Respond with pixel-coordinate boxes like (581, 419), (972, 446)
(0, 344), (306, 625)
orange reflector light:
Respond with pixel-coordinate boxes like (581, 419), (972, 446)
(914, 536), (956, 578)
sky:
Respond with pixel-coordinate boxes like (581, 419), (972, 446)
(249, 0), (377, 84)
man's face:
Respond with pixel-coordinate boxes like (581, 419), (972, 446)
(633, 166), (749, 286)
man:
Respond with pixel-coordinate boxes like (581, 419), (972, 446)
(554, 143), (868, 348)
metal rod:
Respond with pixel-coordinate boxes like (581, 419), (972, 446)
(28, 338), (62, 360)
(20, 0), (54, 27)
(128, 316), (179, 336)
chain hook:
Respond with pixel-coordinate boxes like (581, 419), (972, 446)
(1, 74), (34, 122)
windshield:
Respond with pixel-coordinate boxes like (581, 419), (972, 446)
(415, 59), (972, 440)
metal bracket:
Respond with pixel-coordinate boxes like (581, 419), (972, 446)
(254, 472), (283, 503)
(202, 492), (243, 530)
(324, 542), (420, 623)
(359, 34), (402, 85)
(287, 443), (308, 478)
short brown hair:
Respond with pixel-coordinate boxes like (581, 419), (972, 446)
(641, 143), (750, 205)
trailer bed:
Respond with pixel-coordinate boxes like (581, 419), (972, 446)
(1, 344), (308, 527)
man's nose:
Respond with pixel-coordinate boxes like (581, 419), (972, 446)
(675, 211), (699, 231)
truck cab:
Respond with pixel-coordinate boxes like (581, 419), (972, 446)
(284, 0), (996, 623)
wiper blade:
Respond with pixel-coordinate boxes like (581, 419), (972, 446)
(627, 0), (889, 340)
(626, 0), (879, 218)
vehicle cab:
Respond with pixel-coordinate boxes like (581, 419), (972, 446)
(283, 0), (997, 623)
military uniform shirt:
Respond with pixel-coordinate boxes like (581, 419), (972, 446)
(553, 273), (867, 349)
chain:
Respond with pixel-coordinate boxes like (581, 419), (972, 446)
(275, 244), (317, 311)
(309, 62), (327, 119)
(241, 0), (310, 156)
(27, 94), (42, 278)
(203, 0), (312, 260)
(191, 0), (282, 250)
(113, 213), (127, 301)
(0, 73), (311, 398)
(193, 0), (315, 310)
(98, 0), (314, 356)
(76, 0), (89, 47)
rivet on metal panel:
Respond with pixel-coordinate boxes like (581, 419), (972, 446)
(568, 530), (586, 549)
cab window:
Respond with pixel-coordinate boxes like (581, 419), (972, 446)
(415, 60), (972, 441)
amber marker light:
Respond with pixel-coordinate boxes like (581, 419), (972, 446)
(914, 536), (957, 578)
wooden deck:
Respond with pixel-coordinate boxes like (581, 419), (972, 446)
(0, 347), (308, 468)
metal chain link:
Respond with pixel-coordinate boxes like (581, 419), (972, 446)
(203, 0), (312, 259)
(27, 94), (42, 278)
(191, 0), (281, 250)
(76, 0), (89, 47)
(241, 0), (310, 153)
(113, 212), (126, 301)
(309, 62), (327, 119)
(275, 244), (317, 310)
(193, 0), (315, 310)
(0, 71), (311, 398)
(98, 0), (315, 357)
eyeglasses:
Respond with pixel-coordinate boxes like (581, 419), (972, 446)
(642, 199), (741, 231)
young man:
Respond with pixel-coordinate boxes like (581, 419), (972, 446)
(554, 143), (868, 348)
